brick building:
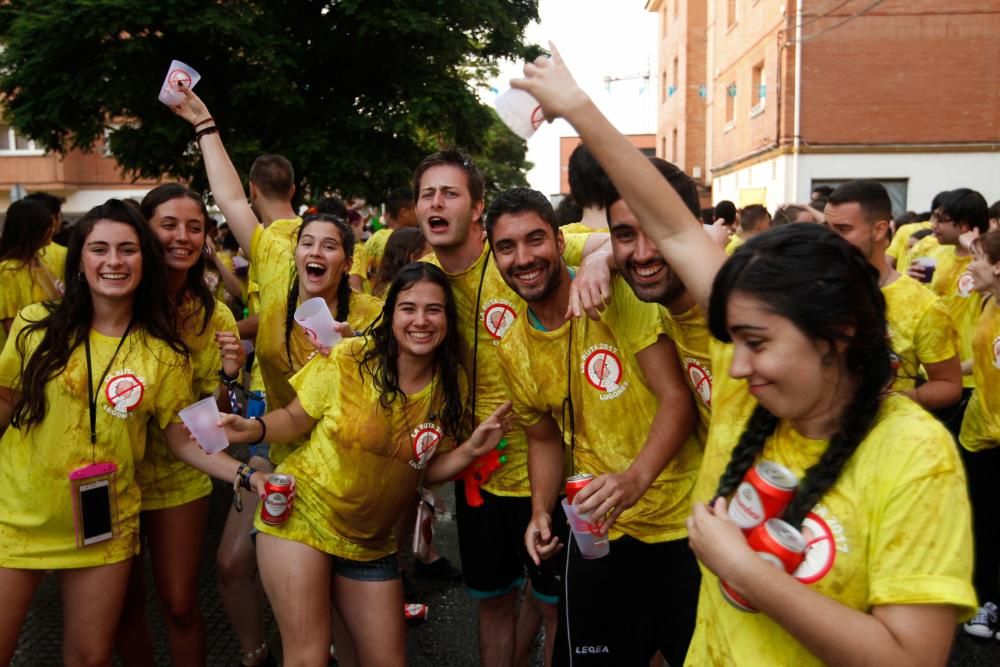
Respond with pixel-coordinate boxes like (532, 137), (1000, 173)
(647, 0), (1000, 212)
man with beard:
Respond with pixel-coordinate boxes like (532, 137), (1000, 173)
(826, 180), (962, 411)
(488, 187), (700, 667)
(413, 151), (607, 667)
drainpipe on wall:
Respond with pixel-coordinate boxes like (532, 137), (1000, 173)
(791, 0), (803, 202)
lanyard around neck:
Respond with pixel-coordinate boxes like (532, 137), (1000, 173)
(84, 321), (134, 449)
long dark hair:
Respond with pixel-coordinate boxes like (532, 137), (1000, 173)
(12, 199), (188, 429)
(0, 199), (54, 264)
(708, 224), (892, 528)
(140, 184), (216, 335)
(358, 262), (464, 439)
(283, 213), (355, 371)
(371, 227), (427, 297)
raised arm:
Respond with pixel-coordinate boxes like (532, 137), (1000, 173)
(170, 86), (260, 254)
(511, 45), (725, 313)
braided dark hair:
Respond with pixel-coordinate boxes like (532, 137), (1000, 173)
(358, 263), (465, 440)
(709, 224), (892, 528)
(282, 214), (355, 372)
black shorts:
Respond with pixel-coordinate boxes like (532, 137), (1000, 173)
(553, 535), (701, 667)
(455, 481), (565, 603)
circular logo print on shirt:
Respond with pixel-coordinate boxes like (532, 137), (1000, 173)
(957, 272), (975, 298)
(584, 348), (623, 393)
(410, 423), (443, 469)
(685, 358), (713, 407)
(792, 512), (837, 584)
(993, 336), (1000, 370)
(482, 300), (517, 339)
(105, 373), (145, 416)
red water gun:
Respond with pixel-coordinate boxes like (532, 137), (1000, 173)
(455, 439), (508, 507)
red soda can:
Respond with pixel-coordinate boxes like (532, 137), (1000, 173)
(565, 473), (595, 504)
(721, 518), (807, 613)
(404, 603), (430, 622)
(260, 474), (293, 525)
(727, 461), (797, 532)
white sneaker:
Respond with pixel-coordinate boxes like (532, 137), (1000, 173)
(964, 601), (998, 639)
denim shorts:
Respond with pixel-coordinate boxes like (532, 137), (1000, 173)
(331, 552), (401, 582)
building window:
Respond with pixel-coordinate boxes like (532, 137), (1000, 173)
(727, 0), (737, 28)
(724, 82), (736, 130)
(661, 7), (667, 35)
(750, 62), (765, 116)
(661, 71), (668, 103)
(0, 125), (42, 154)
(661, 136), (667, 159)
(671, 128), (679, 161)
(672, 56), (679, 90)
(674, 0), (681, 18)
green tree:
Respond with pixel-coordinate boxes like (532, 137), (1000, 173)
(0, 0), (540, 201)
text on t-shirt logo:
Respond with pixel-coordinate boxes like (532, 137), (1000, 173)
(409, 422), (443, 469)
(481, 298), (518, 341)
(104, 370), (145, 419)
(581, 344), (628, 400)
(792, 506), (848, 584)
(685, 357), (713, 406)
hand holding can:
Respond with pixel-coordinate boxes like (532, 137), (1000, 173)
(720, 519), (807, 613)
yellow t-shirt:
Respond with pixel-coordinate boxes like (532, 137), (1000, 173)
(661, 303), (713, 444)
(959, 298), (1000, 452)
(349, 227), (392, 292)
(725, 234), (744, 255)
(0, 304), (192, 568)
(0, 257), (63, 320)
(907, 234), (940, 265)
(136, 300), (239, 511)
(882, 275), (958, 392)
(559, 222), (609, 235)
(255, 338), (459, 560)
(886, 221), (933, 268)
(422, 233), (591, 497)
(497, 276), (700, 543)
(250, 225), (383, 463)
(929, 246), (982, 388)
(687, 387), (975, 665)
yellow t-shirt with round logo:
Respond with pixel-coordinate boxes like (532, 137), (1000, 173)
(422, 233), (591, 497)
(960, 298), (1000, 452)
(929, 246), (981, 388)
(660, 303), (713, 444)
(497, 275), (700, 543)
(686, 343), (975, 665)
(136, 300), (239, 510)
(255, 337), (460, 560)
(886, 221), (933, 268)
(250, 225), (383, 463)
(0, 304), (193, 568)
(881, 275), (958, 392)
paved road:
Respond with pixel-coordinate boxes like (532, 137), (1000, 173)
(12, 482), (1000, 666)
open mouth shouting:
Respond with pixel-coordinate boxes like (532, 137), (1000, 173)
(304, 262), (328, 281)
(427, 216), (450, 234)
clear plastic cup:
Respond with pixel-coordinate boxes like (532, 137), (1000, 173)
(158, 59), (201, 106)
(562, 499), (609, 559)
(915, 257), (937, 284)
(293, 297), (342, 348)
(495, 88), (546, 140)
(179, 397), (229, 454)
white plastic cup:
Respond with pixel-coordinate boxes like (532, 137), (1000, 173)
(179, 397), (229, 454)
(495, 88), (545, 140)
(158, 59), (201, 106)
(915, 256), (937, 284)
(293, 297), (342, 348)
(562, 499), (609, 559)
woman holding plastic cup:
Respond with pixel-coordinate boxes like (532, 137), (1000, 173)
(217, 262), (512, 665)
(114, 184), (242, 667)
(170, 84), (383, 667)
(512, 46), (974, 666)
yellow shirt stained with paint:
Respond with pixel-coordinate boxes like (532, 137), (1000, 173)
(255, 338), (459, 560)
(960, 298), (1000, 452)
(0, 304), (192, 568)
(497, 276), (700, 543)
(929, 246), (981, 388)
(349, 227), (392, 293)
(907, 233), (940, 265)
(422, 234), (591, 497)
(886, 221), (933, 268)
(559, 222), (608, 235)
(882, 275), (958, 392)
(250, 225), (383, 463)
(724, 235), (744, 256)
(686, 351), (975, 665)
(661, 303), (713, 444)
(136, 300), (239, 510)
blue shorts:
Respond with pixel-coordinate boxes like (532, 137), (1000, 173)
(332, 552), (401, 582)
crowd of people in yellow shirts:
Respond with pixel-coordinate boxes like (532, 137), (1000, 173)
(0, 49), (999, 667)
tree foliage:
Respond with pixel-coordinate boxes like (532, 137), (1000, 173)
(0, 0), (539, 201)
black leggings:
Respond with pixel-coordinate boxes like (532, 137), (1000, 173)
(960, 443), (1000, 604)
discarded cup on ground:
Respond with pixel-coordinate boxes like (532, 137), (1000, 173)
(915, 256), (937, 284)
(562, 499), (609, 559)
(294, 297), (342, 349)
(495, 88), (546, 140)
(180, 397), (229, 454)
(159, 59), (201, 106)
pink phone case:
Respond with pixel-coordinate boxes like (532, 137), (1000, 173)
(68, 462), (118, 481)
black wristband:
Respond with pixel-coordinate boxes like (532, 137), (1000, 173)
(248, 416), (267, 446)
(195, 126), (220, 141)
(218, 368), (239, 387)
(241, 466), (258, 491)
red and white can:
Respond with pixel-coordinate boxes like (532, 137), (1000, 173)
(720, 518), (807, 613)
(260, 474), (293, 525)
(404, 603), (430, 622)
(565, 473), (595, 504)
(727, 461), (797, 532)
